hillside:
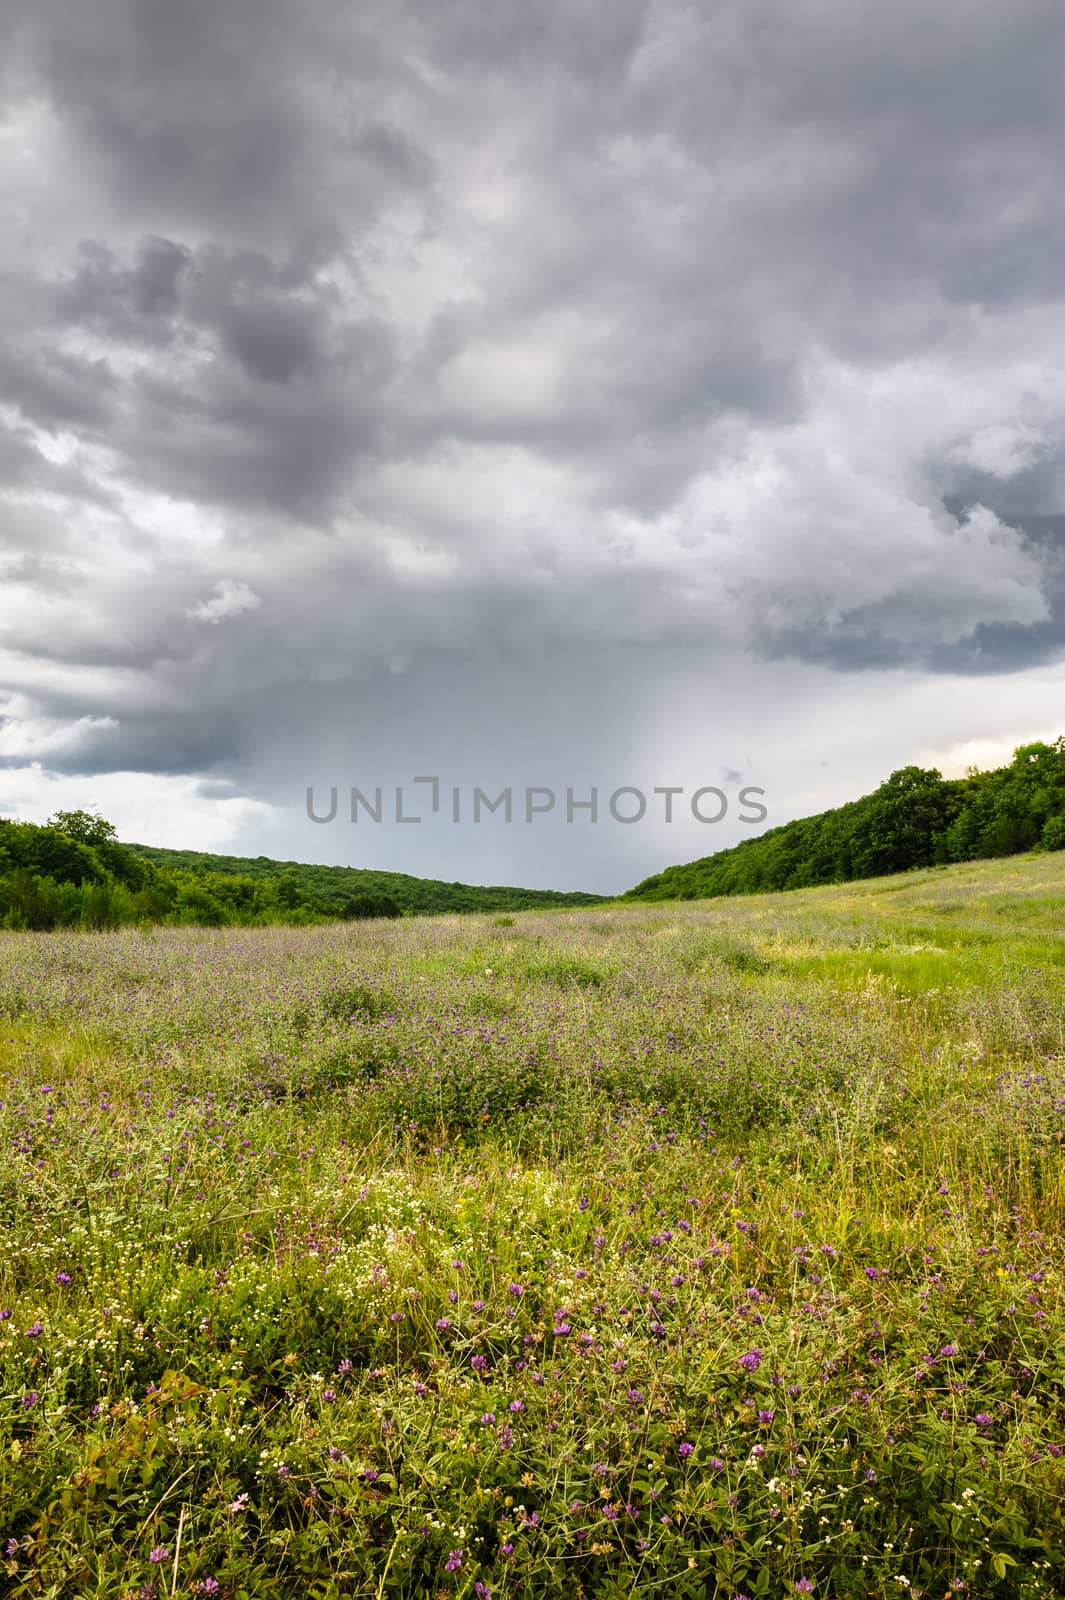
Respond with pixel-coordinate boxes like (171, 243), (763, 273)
(626, 737), (1065, 904)
(127, 842), (604, 915)
(0, 811), (602, 930)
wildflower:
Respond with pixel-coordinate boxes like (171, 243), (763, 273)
(509, 1283), (524, 1297)
(337, 1359), (353, 1375)
(195, 1583), (220, 1597)
(479, 1412), (496, 1426)
(796, 1582), (814, 1594)
(475, 1585), (491, 1599)
(328, 1447), (343, 1461)
(22, 1391), (38, 1409)
(940, 1343), (959, 1357)
(229, 1493), (249, 1513)
(321, 1389), (336, 1403)
(678, 1441), (694, 1458)
(758, 1409), (775, 1425)
(708, 1456), (725, 1470)
(627, 1389), (645, 1406)
(55, 1271), (72, 1286)
(739, 1348), (763, 1372)
(509, 1399), (524, 1412)
(445, 1548), (463, 1571)
(470, 1354), (488, 1371)
(277, 1464), (290, 1479)
(25, 1321), (43, 1338)
(149, 1546), (170, 1564)
(436, 1318), (452, 1330)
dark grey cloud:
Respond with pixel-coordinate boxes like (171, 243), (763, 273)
(2, 0), (1065, 883)
(54, 238), (191, 344)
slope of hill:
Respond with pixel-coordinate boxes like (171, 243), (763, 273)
(125, 842), (604, 915)
(0, 810), (603, 930)
(626, 738), (1065, 903)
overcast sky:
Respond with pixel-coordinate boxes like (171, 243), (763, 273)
(2, 0), (1064, 892)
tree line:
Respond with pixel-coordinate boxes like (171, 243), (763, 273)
(0, 813), (603, 931)
(626, 739), (1065, 902)
(0, 811), (402, 931)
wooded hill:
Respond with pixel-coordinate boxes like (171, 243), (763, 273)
(626, 739), (1065, 902)
(0, 813), (602, 930)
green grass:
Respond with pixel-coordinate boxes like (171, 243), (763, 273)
(1, 853), (1064, 1597)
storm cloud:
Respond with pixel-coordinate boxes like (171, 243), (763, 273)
(2, 0), (1064, 886)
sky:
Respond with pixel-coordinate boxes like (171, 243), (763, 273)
(2, 0), (1064, 894)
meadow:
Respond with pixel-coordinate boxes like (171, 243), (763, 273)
(1, 853), (1063, 1599)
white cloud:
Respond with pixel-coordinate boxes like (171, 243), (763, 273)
(0, 763), (276, 851)
(188, 579), (263, 625)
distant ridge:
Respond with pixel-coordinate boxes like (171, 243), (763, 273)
(0, 810), (604, 929)
(127, 842), (604, 915)
(625, 739), (1065, 903)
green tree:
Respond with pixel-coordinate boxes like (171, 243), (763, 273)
(47, 809), (118, 846)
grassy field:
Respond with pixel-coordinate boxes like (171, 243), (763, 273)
(1, 854), (1064, 1599)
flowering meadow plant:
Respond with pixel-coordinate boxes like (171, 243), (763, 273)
(0, 853), (1064, 1595)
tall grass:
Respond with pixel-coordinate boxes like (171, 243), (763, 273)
(1, 853), (1063, 1597)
